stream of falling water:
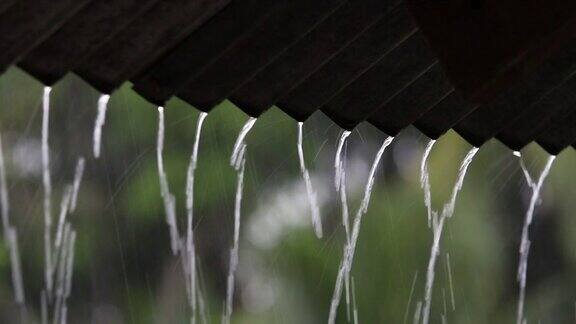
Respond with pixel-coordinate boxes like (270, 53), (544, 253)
(420, 140), (436, 227)
(420, 145), (479, 324)
(155, 108), (209, 323)
(515, 153), (556, 324)
(92, 94), (111, 158)
(0, 132), (24, 304)
(328, 136), (395, 324)
(297, 122), (322, 238)
(334, 130), (352, 318)
(41, 86), (54, 298)
(334, 131), (351, 192)
(223, 117), (256, 324)
(230, 117), (256, 167)
(156, 107), (179, 255)
(39, 86), (83, 323)
(184, 112), (208, 323)
(69, 158), (85, 213)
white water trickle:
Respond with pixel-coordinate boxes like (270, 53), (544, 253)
(335, 134), (351, 319)
(296, 122), (322, 238)
(360, 136), (394, 214)
(54, 186), (73, 252)
(441, 147), (480, 219)
(403, 271), (419, 324)
(41, 291), (47, 324)
(53, 225), (70, 324)
(421, 146), (479, 324)
(156, 107), (179, 254)
(0, 131), (25, 304)
(0, 132), (10, 233)
(184, 111), (208, 322)
(446, 253), (456, 311)
(352, 276), (359, 324)
(7, 228), (24, 304)
(332, 131), (353, 315)
(328, 136), (395, 324)
(41, 86), (54, 297)
(64, 230), (77, 299)
(92, 94), (111, 158)
(420, 139), (436, 227)
(515, 153), (556, 324)
(341, 165), (352, 322)
(334, 130), (351, 191)
(69, 157), (85, 213)
(230, 117), (256, 167)
(413, 301), (423, 324)
(223, 145), (247, 324)
(339, 158), (351, 241)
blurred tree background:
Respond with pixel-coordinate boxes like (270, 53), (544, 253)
(0, 68), (574, 323)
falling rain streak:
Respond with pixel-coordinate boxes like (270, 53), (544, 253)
(334, 130), (352, 318)
(223, 117), (256, 324)
(93, 94), (111, 158)
(0, 131), (24, 304)
(515, 153), (556, 324)
(38, 89), (82, 323)
(185, 111), (208, 323)
(420, 145), (479, 324)
(156, 107), (210, 323)
(297, 122), (322, 238)
(329, 136), (395, 324)
(41, 86), (54, 298)
(0, 79), (568, 323)
(157, 107), (179, 254)
(420, 139), (436, 227)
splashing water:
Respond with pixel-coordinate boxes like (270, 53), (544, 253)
(515, 153), (556, 324)
(296, 122), (322, 238)
(328, 136), (395, 324)
(156, 107), (179, 254)
(230, 117), (256, 167)
(92, 94), (111, 158)
(420, 139), (436, 227)
(0, 132), (25, 304)
(223, 145), (247, 324)
(420, 146), (479, 324)
(184, 112), (208, 323)
(41, 86), (54, 297)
